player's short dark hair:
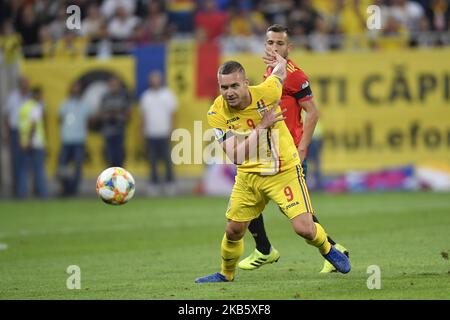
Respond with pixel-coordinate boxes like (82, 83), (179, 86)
(218, 61), (245, 76)
(267, 24), (289, 36)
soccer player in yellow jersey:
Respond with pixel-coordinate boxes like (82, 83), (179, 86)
(239, 24), (349, 273)
(195, 50), (350, 283)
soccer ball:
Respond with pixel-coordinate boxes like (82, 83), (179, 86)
(96, 167), (136, 205)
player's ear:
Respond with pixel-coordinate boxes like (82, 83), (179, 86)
(287, 42), (293, 53)
(243, 78), (249, 87)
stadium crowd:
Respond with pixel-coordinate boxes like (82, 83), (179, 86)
(1, 0), (450, 60)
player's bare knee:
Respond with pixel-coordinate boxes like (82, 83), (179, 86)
(294, 225), (315, 240)
(226, 222), (246, 241)
(302, 223), (316, 240)
(292, 213), (316, 240)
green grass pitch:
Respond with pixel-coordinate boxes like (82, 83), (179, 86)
(0, 192), (449, 299)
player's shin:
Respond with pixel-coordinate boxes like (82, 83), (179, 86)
(248, 215), (271, 255)
(312, 215), (337, 245)
(220, 233), (244, 281)
(306, 223), (331, 255)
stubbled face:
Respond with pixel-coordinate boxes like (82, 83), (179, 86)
(265, 31), (291, 59)
(218, 71), (249, 109)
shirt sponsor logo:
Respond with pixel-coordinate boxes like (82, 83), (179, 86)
(226, 116), (240, 124)
(286, 201), (300, 209)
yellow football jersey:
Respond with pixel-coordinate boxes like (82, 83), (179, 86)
(207, 75), (300, 175)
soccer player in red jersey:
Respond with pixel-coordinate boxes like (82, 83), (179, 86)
(238, 24), (349, 273)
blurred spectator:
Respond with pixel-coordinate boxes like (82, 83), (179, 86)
(329, 0), (367, 50)
(221, 6), (267, 52)
(0, 1), (13, 27)
(139, 70), (178, 196)
(108, 6), (140, 54)
(57, 81), (93, 196)
(416, 15), (437, 47)
(97, 76), (131, 167)
(81, 3), (104, 39)
(52, 30), (87, 59)
(33, 0), (61, 24)
(389, 0), (425, 45)
(229, 7), (252, 37)
(137, 1), (170, 44)
(0, 20), (22, 91)
(215, 0), (233, 11)
(308, 16), (332, 52)
(261, 0), (292, 26)
(132, 24), (150, 47)
(17, 86), (48, 199)
(108, 6), (140, 41)
(287, 7), (307, 39)
(331, 0), (366, 33)
(2, 76), (30, 198)
(37, 24), (54, 58)
(249, 5), (269, 36)
(289, 0), (321, 36)
(101, 0), (136, 19)
(86, 22), (113, 59)
(14, 4), (41, 57)
(194, 0), (229, 42)
(375, 15), (409, 49)
(108, 7), (139, 40)
(425, 0), (450, 45)
(167, 0), (196, 35)
(135, 0), (150, 17)
(425, 0), (450, 31)
(48, 6), (68, 42)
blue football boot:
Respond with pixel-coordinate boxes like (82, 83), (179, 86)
(322, 246), (351, 274)
(195, 272), (231, 283)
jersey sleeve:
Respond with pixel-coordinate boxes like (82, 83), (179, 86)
(255, 74), (283, 106)
(285, 70), (313, 103)
(207, 103), (232, 143)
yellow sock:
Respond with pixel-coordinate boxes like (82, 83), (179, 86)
(306, 223), (331, 255)
(220, 233), (243, 281)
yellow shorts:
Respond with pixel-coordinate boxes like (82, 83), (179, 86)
(226, 164), (314, 222)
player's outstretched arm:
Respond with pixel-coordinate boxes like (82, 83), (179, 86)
(264, 48), (287, 82)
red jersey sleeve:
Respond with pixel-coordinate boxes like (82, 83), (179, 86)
(284, 69), (313, 103)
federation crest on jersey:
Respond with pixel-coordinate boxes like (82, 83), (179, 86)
(301, 81), (309, 89)
(256, 99), (269, 118)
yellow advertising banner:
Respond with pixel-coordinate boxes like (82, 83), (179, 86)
(225, 48), (450, 174)
(21, 57), (144, 178)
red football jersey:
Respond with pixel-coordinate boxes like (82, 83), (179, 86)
(264, 59), (313, 146)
